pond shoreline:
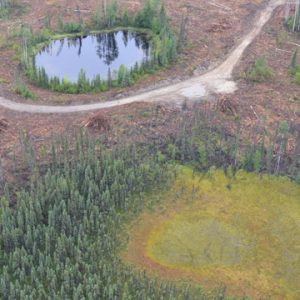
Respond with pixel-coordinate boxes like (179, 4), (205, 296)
(34, 29), (153, 83)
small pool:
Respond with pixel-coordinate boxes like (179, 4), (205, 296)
(34, 30), (152, 83)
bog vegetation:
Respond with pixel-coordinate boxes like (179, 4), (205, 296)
(130, 167), (300, 298)
(1, 108), (300, 299)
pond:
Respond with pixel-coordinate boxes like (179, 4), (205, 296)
(34, 30), (152, 83)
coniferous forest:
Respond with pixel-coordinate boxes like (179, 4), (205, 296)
(1, 108), (300, 299)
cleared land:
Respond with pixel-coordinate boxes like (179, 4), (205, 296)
(0, 0), (268, 104)
(0, 1), (300, 157)
(0, 0), (284, 112)
(1, 0), (299, 158)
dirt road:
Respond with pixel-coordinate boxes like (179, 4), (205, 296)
(0, 0), (284, 114)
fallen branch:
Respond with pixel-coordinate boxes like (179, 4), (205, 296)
(288, 41), (300, 47)
(276, 48), (293, 53)
(250, 105), (260, 121)
(208, 1), (231, 11)
(66, 8), (91, 12)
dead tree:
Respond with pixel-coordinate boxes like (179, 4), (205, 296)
(293, 0), (300, 31)
(286, 0), (300, 31)
(102, 0), (107, 19)
(0, 159), (5, 191)
(285, 0), (291, 22)
(178, 15), (188, 53)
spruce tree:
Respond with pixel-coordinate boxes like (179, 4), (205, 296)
(290, 48), (299, 69)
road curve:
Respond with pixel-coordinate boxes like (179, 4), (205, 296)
(0, 0), (284, 114)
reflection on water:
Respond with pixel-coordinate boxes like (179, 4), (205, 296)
(35, 31), (151, 83)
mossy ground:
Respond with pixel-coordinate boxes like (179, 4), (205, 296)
(123, 167), (300, 299)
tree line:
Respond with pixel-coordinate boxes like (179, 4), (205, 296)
(27, 62), (153, 94)
(1, 106), (299, 299)
(1, 132), (204, 299)
(0, 0), (10, 9)
(0, 0), (12, 17)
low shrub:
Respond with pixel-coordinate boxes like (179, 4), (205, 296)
(295, 70), (300, 85)
(33, 28), (52, 44)
(0, 7), (9, 18)
(13, 82), (36, 99)
(62, 22), (82, 33)
(289, 49), (300, 85)
(57, 16), (83, 33)
(246, 57), (273, 82)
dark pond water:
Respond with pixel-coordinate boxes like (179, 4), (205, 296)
(35, 31), (151, 83)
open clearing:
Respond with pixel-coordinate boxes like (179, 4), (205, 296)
(1, 0), (299, 156)
(124, 167), (300, 299)
(0, 0), (269, 104)
(0, 0), (285, 113)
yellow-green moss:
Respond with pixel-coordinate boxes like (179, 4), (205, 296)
(127, 167), (300, 299)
